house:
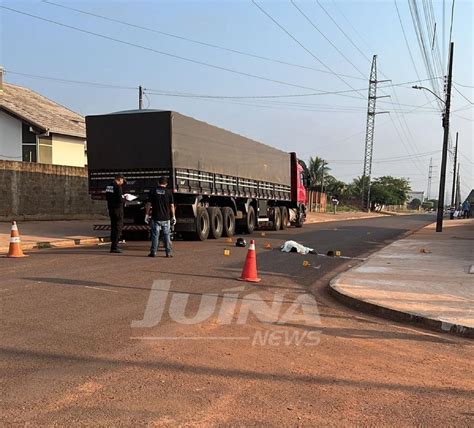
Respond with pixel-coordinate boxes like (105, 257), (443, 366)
(0, 68), (86, 167)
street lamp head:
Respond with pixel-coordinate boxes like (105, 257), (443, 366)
(412, 85), (421, 89)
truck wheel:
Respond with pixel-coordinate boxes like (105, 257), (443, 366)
(244, 206), (256, 234)
(272, 207), (281, 231)
(194, 207), (210, 240)
(279, 206), (288, 230)
(207, 207), (223, 239)
(221, 207), (236, 237)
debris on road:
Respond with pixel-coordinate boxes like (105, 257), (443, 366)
(281, 240), (315, 255)
(235, 238), (247, 248)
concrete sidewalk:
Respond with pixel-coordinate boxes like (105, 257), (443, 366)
(330, 219), (474, 337)
(305, 211), (389, 223)
(0, 220), (107, 254)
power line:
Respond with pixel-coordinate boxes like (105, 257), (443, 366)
(6, 69), (442, 107)
(40, 0), (367, 81)
(408, 0), (444, 110)
(329, 0), (373, 53)
(452, 114), (473, 122)
(289, 0), (366, 78)
(453, 81), (474, 88)
(327, 149), (440, 164)
(394, 0), (438, 110)
(458, 151), (474, 166)
(423, 0), (444, 77)
(251, 0), (365, 99)
(312, 0), (436, 176)
(453, 85), (474, 104)
(1, 5), (361, 96)
(315, 0), (372, 63)
(297, 98), (438, 156)
(5, 70), (137, 90)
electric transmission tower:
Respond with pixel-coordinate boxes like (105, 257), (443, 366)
(427, 157), (433, 200)
(361, 55), (390, 211)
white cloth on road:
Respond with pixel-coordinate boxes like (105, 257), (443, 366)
(123, 193), (138, 201)
(280, 240), (314, 255)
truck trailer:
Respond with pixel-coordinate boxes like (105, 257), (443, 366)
(86, 110), (307, 240)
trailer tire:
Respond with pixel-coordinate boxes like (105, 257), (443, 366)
(272, 207), (281, 231)
(244, 206), (256, 234)
(221, 207), (236, 237)
(194, 207), (210, 240)
(279, 206), (288, 230)
(207, 207), (223, 239)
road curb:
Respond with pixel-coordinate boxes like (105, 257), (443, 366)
(0, 236), (109, 254)
(328, 261), (474, 339)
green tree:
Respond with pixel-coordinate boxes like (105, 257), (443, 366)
(370, 176), (411, 210)
(308, 157), (331, 188)
(324, 175), (347, 198)
(346, 176), (370, 197)
(408, 198), (422, 210)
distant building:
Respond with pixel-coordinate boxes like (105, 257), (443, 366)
(0, 68), (86, 167)
(407, 191), (424, 203)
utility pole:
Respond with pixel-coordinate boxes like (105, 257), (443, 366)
(139, 85), (144, 110)
(361, 55), (390, 211)
(455, 163), (461, 207)
(436, 41), (454, 232)
(321, 161), (326, 194)
(450, 131), (458, 207)
(427, 157), (433, 200)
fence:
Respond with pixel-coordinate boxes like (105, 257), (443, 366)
(307, 190), (327, 213)
(0, 160), (106, 221)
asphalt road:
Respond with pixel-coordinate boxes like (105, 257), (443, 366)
(1, 215), (473, 426)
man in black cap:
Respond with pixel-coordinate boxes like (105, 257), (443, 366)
(105, 174), (126, 253)
(145, 176), (175, 258)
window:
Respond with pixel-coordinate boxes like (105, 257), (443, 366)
(22, 123), (37, 163)
(22, 145), (37, 162)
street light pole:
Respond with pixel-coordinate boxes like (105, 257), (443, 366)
(436, 42), (454, 232)
(412, 42), (454, 232)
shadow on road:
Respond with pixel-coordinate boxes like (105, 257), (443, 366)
(0, 346), (469, 397)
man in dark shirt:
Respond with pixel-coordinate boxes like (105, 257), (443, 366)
(146, 176), (175, 257)
(105, 174), (125, 253)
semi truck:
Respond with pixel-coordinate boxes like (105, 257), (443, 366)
(86, 110), (307, 240)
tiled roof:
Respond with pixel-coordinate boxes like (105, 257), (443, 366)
(0, 83), (86, 138)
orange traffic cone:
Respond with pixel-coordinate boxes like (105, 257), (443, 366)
(5, 221), (27, 258)
(237, 239), (261, 283)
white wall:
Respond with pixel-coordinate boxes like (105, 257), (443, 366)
(52, 134), (86, 167)
(0, 110), (22, 161)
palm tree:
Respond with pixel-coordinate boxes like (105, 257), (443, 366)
(308, 157), (331, 189)
(347, 176), (370, 196)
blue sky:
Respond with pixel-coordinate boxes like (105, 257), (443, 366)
(1, 0), (472, 199)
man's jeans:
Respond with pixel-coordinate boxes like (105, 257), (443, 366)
(150, 220), (172, 255)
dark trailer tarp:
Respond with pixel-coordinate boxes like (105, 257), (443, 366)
(86, 110), (291, 186)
